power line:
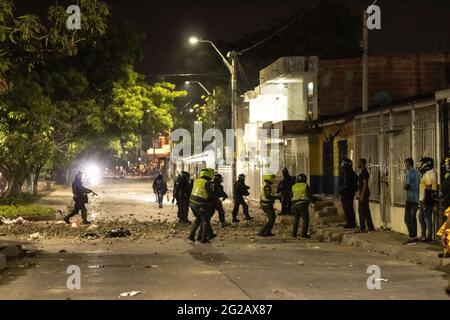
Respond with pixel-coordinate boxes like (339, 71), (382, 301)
(237, 7), (311, 55)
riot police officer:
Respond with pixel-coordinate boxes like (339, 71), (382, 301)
(277, 168), (295, 215)
(212, 173), (229, 228)
(258, 174), (280, 237)
(64, 171), (97, 225)
(174, 171), (192, 224)
(291, 174), (314, 238)
(232, 174), (253, 222)
(188, 168), (217, 243)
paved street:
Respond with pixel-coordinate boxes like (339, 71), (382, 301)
(0, 178), (449, 300)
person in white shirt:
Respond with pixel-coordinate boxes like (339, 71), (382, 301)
(418, 157), (437, 242)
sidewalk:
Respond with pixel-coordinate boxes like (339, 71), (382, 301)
(312, 224), (450, 273)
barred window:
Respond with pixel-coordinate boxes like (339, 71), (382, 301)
(414, 106), (437, 161)
(391, 111), (412, 206)
(355, 116), (380, 201)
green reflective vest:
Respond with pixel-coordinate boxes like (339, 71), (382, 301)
(260, 183), (276, 206)
(292, 182), (308, 204)
(191, 178), (208, 202)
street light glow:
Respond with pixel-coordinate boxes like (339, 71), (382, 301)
(189, 37), (199, 45)
(185, 81), (191, 85)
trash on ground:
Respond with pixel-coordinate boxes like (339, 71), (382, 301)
(376, 278), (389, 282)
(88, 264), (105, 269)
(87, 224), (99, 231)
(105, 228), (131, 238)
(28, 232), (41, 241)
(59, 249), (67, 253)
(83, 232), (100, 239)
(298, 261), (305, 266)
(0, 216), (30, 225)
(119, 291), (140, 297)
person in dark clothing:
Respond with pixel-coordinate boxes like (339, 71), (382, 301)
(212, 173), (229, 228)
(188, 168), (217, 243)
(290, 174), (315, 238)
(64, 171), (97, 225)
(232, 174), (253, 222)
(339, 158), (358, 229)
(440, 155), (450, 221)
(153, 174), (168, 208)
(357, 159), (375, 232)
(277, 168), (296, 216)
(173, 171), (192, 224)
(258, 174), (280, 237)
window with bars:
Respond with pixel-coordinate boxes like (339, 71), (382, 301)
(414, 106), (437, 161)
(355, 116), (380, 201)
(391, 111), (412, 206)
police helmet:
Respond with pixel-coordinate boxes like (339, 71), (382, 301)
(263, 174), (276, 183)
(214, 173), (223, 183)
(297, 174), (307, 183)
(200, 168), (215, 180)
(238, 174), (246, 180)
(445, 154), (450, 172)
(417, 157), (434, 173)
(282, 168), (289, 176)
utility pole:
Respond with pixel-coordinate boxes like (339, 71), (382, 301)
(230, 51), (238, 191)
(362, 10), (369, 113)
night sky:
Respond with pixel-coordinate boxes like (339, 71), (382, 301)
(14, 0), (450, 78)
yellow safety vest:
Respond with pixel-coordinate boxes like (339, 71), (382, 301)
(191, 178), (208, 204)
(438, 207), (450, 254)
(260, 183), (275, 206)
(291, 182), (308, 204)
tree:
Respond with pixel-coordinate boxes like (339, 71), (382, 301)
(193, 85), (231, 134)
(0, 0), (108, 199)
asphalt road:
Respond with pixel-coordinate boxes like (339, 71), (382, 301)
(0, 178), (448, 300)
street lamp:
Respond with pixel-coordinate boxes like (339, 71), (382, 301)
(185, 80), (211, 96)
(189, 36), (238, 189)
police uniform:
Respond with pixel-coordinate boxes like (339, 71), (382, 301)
(232, 175), (252, 222)
(212, 175), (228, 227)
(188, 169), (216, 243)
(64, 172), (94, 225)
(291, 177), (313, 238)
(258, 175), (279, 237)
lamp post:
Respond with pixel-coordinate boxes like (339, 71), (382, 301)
(185, 80), (211, 96)
(189, 36), (238, 189)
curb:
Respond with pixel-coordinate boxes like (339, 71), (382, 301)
(0, 254), (6, 271)
(312, 226), (450, 273)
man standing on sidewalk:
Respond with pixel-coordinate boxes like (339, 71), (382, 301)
(357, 159), (375, 232)
(339, 159), (358, 229)
(404, 158), (420, 244)
(418, 157), (437, 242)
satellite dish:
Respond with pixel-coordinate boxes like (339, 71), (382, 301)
(374, 91), (392, 107)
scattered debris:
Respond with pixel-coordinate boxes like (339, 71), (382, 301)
(0, 216), (29, 225)
(83, 232), (100, 239)
(376, 278), (389, 282)
(28, 232), (41, 241)
(119, 291), (141, 297)
(59, 249), (67, 253)
(88, 265), (105, 269)
(297, 261), (305, 266)
(105, 228), (132, 238)
(87, 224), (99, 231)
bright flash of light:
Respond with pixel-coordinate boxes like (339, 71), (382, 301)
(85, 163), (101, 186)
